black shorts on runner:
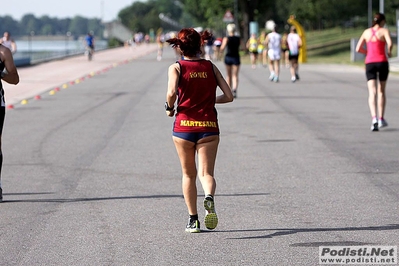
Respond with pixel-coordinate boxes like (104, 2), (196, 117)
(365, 62), (389, 81)
(289, 54), (299, 61)
(224, 56), (241, 66)
(0, 107), (5, 135)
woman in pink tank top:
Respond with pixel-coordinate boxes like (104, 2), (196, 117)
(356, 13), (393, 131)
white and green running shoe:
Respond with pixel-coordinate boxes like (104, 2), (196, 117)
(185, 219), (200, 233)
(204, 195), (218, 230)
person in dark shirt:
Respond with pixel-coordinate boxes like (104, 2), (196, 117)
(220, 23), (241, 98)
(85, 32), (95, 60)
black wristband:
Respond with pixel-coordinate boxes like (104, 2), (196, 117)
(165, 102), (174, 111)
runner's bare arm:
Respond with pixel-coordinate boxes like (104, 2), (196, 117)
(165, 63), (179, 116)
(384, 29), (393, 57)
(213, 64), (233, 104)
(220, 37), (228, 52)
(356, 31), (367, 54)
(0, 47), (19, 84)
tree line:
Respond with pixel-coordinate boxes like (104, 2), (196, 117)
(1, 0), (397, 42)
(119, 0), (398, 45)
(0, 14), (103, 38)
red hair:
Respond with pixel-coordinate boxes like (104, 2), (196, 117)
(166, 28), (213, 57)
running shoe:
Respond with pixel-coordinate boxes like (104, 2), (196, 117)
(273, 76), (279, 83)
(204, 195), (218, 230)
(371, 118), (379, 131)
(378, 118), (388, 128)
(0, 187), (2, 203)
(269, 74), (275, 81)
(295, 73), (300, 80)
(185, 219), (200, 233)
(291, 76), (296, 83)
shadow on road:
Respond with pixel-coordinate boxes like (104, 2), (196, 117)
(2, 192), (269, 203)
(225, 224), (399, 241)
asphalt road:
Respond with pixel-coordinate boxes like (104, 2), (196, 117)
(1, 47), (398, 266)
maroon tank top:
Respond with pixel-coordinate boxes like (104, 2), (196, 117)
(173, 59), (219, 133)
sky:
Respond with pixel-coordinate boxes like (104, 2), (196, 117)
(1, 0), (138, 22)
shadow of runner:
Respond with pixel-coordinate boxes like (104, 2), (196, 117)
(1, 192), (269, 203)
(224, 224), (399, 240)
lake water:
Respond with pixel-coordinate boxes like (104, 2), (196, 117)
(13, 39), (108, 64)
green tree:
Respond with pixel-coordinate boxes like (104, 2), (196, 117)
(39, 15), (55, 35)
(40, 24), (54, 35)
(55, 18), (72, 35)
(119, 1), (157, 32)
(239, 0), (273, 42)
(21, 14), (40, 35)
(88, 18), (103, 36)
(275, 0), (398, 30)
(68, 16), (89, 36)
(0, 15), (20, 36)
(118, 0), (183, 33)
(182, 0), (232, 31)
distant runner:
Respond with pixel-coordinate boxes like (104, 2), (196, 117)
(85, 32), (95, 60)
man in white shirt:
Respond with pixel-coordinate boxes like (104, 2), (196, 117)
(0, 32), (17, 54)
(265, 25), (281, 82)
(287, 26), (302, 82)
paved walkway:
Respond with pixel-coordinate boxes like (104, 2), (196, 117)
(1, 46), (398, 265)
(3, 44), (158, 107)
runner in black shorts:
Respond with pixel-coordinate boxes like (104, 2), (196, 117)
(355, 12), (392, 131)
(288, 54), (299, 61)
(0, 43), (20, 202)
(365, 62), (389, 81)
(221, 24), (241, 98)
(281, 32), (289, 67)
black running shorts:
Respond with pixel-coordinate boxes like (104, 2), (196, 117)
(224, 56), (240, 66)
(365, 62), (389, 81)
(288, 54), (299, 61)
